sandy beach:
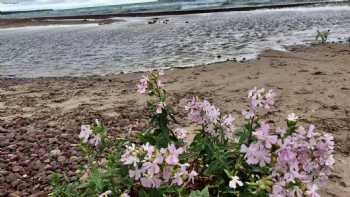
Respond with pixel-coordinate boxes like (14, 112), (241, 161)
(0, 43), (349, 196)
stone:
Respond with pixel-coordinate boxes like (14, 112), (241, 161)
(57, 156), (66, 163)
(49, 149), (61, 157)
(12, 166), (24, 172)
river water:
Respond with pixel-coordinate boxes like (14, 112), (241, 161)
(0, 5), (350, 78)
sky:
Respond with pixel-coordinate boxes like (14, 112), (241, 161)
(0, 0), (157, 11)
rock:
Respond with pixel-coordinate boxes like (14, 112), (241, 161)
(49, 149), (61, 157)
(6, 173), (18, 183)
(312, 71), (326, 75)
(119, 119), (130, 127)
(29, 191), (46, 197)
(0, 170), (9, 176)
(8, 144), (17, 150)
(0, 190), (9, 197)
(57, 156), (66, 163)
(12, 166), (24, 172)
(48, 138), (58, 144)
(9, 192), (21, 197)
(70, 156), (79, 161)
(32, 161), (43, 170)
(10, 180), (20, 187)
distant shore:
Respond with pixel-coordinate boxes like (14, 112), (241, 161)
(0, 18), (125, 29)
(0, 0), (348, 29)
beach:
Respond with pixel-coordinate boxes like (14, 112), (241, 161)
(0, 43), (349, 196)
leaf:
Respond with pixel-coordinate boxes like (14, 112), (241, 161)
(189, 186), (210, 197)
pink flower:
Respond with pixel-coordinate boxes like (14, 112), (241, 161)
(142, 162), (160, 176)
(174, 128), (188, 140)
(162, 168), (170, 182)
(165, 144), (183, 165)
(244, 87), (276, 118)
(156, 102), (166, 114)
(172, 171), (184, 186)
(222, 114), (235, 126)
(89, 134), (102, 147)
(185, 97), (220, 125)
(222, 114), (236, 140)
(270, 182), (286, 197)
(276, 127), (287, 136)
(153, 154), (164, 164)
(142, 143), (155, 159)
(203, 100), (220, 123)
(253, 122), (278, 149)
(79, 125), (92, 143)
(264, 89), (276, 109)
(137, 75), (149, 94)
(306, 184), (320, 197)
(188, 170), (198, 184)
(99, 190), (112, 197)
(240, 142), (271, 167)
(121, 144), (139, 166)
(129, 167), (143, 180)
(140, 176), (161, 188)
(242, 109), (255, 119)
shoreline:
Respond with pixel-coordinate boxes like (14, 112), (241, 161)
(0, 1), (348, 29)
(0, 18), (125, 29)
(0, 43), (350, 196)
(0, 42), (342, 80)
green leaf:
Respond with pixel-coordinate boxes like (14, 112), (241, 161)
(189, 186), (210, 197)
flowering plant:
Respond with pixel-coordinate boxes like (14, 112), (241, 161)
(50, 71), (334, 197)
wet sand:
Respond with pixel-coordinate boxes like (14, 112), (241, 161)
(0, 43), (349, 196)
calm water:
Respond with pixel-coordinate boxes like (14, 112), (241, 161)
(1, 5), (350, 78)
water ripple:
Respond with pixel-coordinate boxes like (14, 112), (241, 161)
(1, 6), (350, 78)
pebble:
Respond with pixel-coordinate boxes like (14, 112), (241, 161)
(49, 149), (61, 157)
(57, 156), (66, 163)
(12, 166), (24, 172)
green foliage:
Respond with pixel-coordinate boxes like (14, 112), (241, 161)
(316, 30), (330, 43)
(189, 186), (210, 197)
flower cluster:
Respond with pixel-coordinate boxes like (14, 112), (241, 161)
(137, 71), (163, 95)
(240, 122), (277, 167)
(185, 97), (235, 140)
(239, 114), (334, 196)
(79, 120), (102, 147)
(242, 87), (276, 119)
(53, 73), (335, 197)
(174, 128), (188, 140)
(185, 97), (220, 125)
(271, 124), (335, 197)
(121, 143), (198, 188)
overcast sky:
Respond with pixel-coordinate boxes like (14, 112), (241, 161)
(0, 0), (156, 11)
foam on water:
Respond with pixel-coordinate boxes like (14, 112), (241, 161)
(0, 5), (350, 78)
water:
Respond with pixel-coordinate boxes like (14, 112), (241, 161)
(1, 5), (350, 78)
(0, 0), (341, 19)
